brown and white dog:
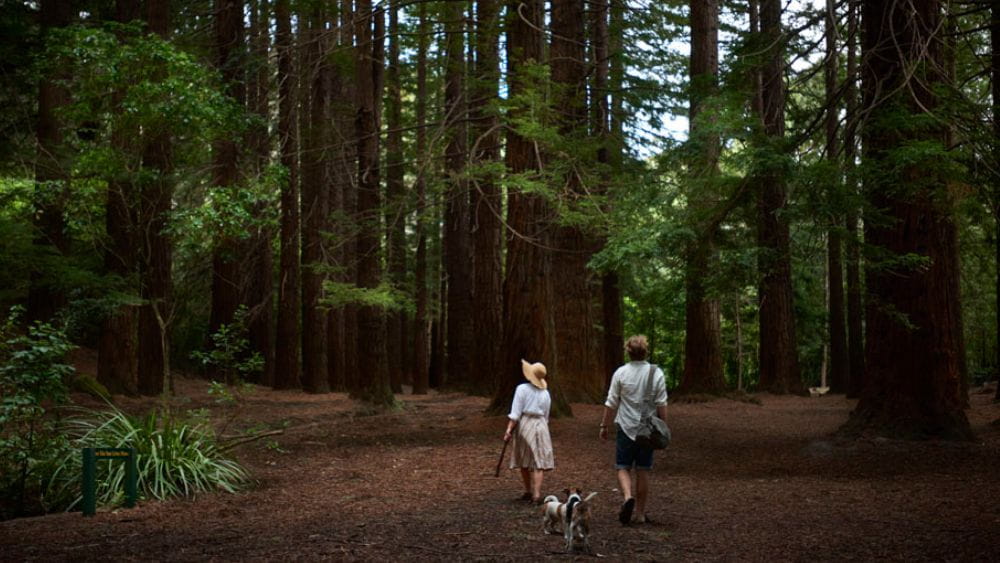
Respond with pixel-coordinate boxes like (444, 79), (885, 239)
(541, 488), (598, 553)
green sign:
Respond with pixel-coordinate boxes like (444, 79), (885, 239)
(82, 447), (137, 517)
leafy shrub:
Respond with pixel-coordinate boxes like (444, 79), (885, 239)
(0, 313), (76, 519)
(191, 305), (263, 384)
(50, 405), (251, 510)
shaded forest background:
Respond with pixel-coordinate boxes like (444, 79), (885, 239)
(2, 0), (1000, 458)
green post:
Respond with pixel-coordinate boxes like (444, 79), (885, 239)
(82, 448), (96, 517)
(125, 447), (137, 508)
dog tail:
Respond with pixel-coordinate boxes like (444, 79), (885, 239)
(583, 492), (598, 502)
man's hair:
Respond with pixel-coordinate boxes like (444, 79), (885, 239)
(625, 335), (649, 361)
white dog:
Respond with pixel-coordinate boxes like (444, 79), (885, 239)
(541, 488), (598, 553)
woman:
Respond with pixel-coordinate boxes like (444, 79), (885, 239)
(503, 359), (555, 503)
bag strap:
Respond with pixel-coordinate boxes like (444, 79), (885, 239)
(643, 363), (657, 413)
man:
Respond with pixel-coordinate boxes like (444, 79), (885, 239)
(599, 334), (669, 525)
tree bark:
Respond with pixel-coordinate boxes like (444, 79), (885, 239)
(549, 0), (603, 404)
(992, 0), (1000, 403)
(208, 0), (246, 342)
(602, 0), (626, 391)
(273, 0), (302, 390)
(330, 0), (357, 393)
(412, 1), (431, 395)
(489, 0), (570, 417)
(756, 0), (802, 395)
(472, 0), (504, 396)
(825, 0), (848, 394)
(385, 0), (407, 393)
(354, 1), (393, 406)
(679, 0), (726, 396)
(28, 0), (73, 323)
(137, 0), (173, 396)
(243, 0), (275, 386)
(99, 0), (140, 397)
(443, 0), (475, 391)
(845, 0), (971, 439)
(301, 7), (330, 394)
(844, 0), (865, 399)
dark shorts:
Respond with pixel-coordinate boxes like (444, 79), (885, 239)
(615, 426), (654, 470)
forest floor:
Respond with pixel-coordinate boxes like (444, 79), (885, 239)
(2, 365), (1000, 561)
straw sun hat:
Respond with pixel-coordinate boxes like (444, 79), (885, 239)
(520, 359), (548, 390)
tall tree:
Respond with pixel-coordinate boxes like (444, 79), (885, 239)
(301, 6), (330, 393)
(28, 0), (73, 323)
(601, 0), (625, 389)
(549, 0), (604, 403)
(208, 0), (246, 342)
(137, 0), (173, 396)
(847, 0), (971, 438)
(825, 0), (848, 393)
(471, 0), (503, 395)
(756, 0), (802, 395)
(490, 0), (570, 416)
(385, 0), (407, 393)
(243, 0), (275, 386)
(992, 0), (1000, 404)
(443, 0), (475, 390)
(844, 0), (865, 399)
(354, 1), (392, 405)
(412, 0), (431, 395)
(99, 0), (139, 396)
(273, 0), (301, 390)
(677, 0), (726, 396)
(329, 0), (357, 393)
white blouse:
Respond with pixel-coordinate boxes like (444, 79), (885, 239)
(508, 383), (551, 421)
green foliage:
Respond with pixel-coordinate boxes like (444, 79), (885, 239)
(321, 281), (414, 314)
(0, 311), (75, 518)
(51, 405), (250, 509)
(191, 306), (264, 385)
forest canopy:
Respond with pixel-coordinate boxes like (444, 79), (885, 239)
(1, 0), (997, 443)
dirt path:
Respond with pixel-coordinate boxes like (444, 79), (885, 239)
(2, 381), (999, 561)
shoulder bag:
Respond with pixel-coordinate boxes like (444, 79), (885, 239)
(633, 364), (671, 450)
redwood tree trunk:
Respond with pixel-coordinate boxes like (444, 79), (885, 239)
(846, 0), (971, 439)
(330, 0), (357, 393)
(602, 0), (626, 390)
(28, 0), (73, 323)
(992, 0), (1000, 403)
(273, 0), (301, 390)
(385, 0), (407, 393)
(301, 8), (330, 394)
(825, 0), (848, 393)
(99, 0), (140, 397)
(549, 0), (603, 403)
(208, 0), (246, 344)
(354, 2), (392, 405)
(844, 0), (865, 399)
(679, 0), (726, 396)
(471, 0), (504, 395)
(489, 0), (570, 417)
(412, 1), (431, 395)
(756, 0), (802, 395)
(137, 0), (173, 396)
(443, 0), (475, 391)
(243, 0), (274, 386)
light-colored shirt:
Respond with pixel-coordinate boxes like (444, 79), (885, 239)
(604, 361), (668, 440)
(508, 383), (551, 421)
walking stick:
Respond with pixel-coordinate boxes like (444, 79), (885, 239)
(494, 439), (509, 477)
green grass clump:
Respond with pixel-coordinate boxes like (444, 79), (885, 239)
(51, 405), (251, 510)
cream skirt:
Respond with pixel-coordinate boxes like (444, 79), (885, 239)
(509, 414), (554, 470)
